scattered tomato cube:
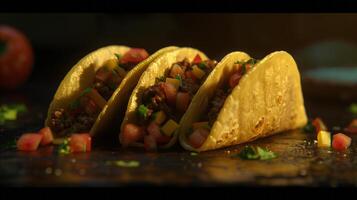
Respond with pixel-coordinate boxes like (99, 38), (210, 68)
(39, 127), (54, 146)
(332, 133), (351, 151)
(317, 130), (331, 148)
(69, 133), (91, 153)
(17, 133), (43, 151)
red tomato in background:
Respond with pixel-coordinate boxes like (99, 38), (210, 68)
(17, 133), (43, 151)
(69, 134), (92, 153)
(0, 25), (34, 90)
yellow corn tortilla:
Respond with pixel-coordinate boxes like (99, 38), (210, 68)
(120, 47), (209, 148)
(179, 51), (307, 151)
(45, 45), (178, 138)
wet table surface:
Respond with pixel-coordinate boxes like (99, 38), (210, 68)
(0, 84), (356, 187)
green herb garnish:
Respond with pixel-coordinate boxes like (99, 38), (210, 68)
(233, 145), (277, 160)
(198, 62), (206, 69)
(190, 152), (198, 156)
(137, 104), (149, 120)
(0, 104), (28, 125)
(303, 119), (315, 134)
(175, 74), (183, 88)
(114, 53), (121, 61)
(155, 76), (165, 83)
(58, 138), (70, 155)
(349, 103), (357, 115)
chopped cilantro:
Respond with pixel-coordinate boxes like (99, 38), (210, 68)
(115, 53), (121, 61)
(303, 119), (315, 134)
(247, 58), (259, 65)
(256, 147), (277, 160)
(0, 104), (27, 125)
(233, 145), (277, 160)
(137, 104), (149, 120)
(198, 62), (206, 69)
(58, 138), (70, 155)
(241, 64), (247, 75)
(175, 74), (183, 87)
(155, 76), (165, 83)
(349, 103), (357, 115)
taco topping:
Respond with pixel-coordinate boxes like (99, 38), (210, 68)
(49, 49), (148, 136)
(122, 54), (217, 149)
(188, 58), (259, 148)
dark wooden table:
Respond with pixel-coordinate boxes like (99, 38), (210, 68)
(0, 83), (356, 187)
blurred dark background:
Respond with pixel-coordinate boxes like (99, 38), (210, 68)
(1, 13), (356, 103)
(0, 14), (356, 81)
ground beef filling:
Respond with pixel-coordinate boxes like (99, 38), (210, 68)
(137, 58), (217, 125)
(207, 89), (229, 125)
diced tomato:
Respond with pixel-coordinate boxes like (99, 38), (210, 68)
(312, 117), (328, 133)
(69, 133), (91, 153)
(144, 135), (157, 151)
(188, 128), (210, 148)
(185, 70), (197, 81)
(38, 127), (54, 146)
(176, 92), (190, 113)
(332, 133), (351, 151)
(192, 54), (202, 64)
(161, 82), (177, 106)
(229, 73), (242, 89)
(147, 122), (171, 145)
(169, 64), (184, 78)
(120, 48), (149, 64)
(121, 123), (145, 147)
(87, 88), (107, 109)
(17, 133), (43, 151)
(80, 96), (99, 115)
(147, 122), (161, 139)
(95, 67), (112, 82)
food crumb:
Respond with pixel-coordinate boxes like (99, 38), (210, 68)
(45, 167), (52, 175)
(197, 163), (202, 168)
(313, 140), (317, 144)
(71, 159), (76, 163)
(54, 169), (62, 176)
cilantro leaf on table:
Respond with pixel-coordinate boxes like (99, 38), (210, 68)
(232, 145), (277, 160)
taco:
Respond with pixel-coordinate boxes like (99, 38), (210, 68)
(120, 47), (218, 150)
(45, 45), (178, 140)
(178, 51), (307, 151)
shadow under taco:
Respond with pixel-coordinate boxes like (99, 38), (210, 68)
(120, 47), (218, 150)
(178, 51), (308, 152)
(45, 45), (178, 145)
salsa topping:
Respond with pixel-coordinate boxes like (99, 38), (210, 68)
(122, 54), (217, 150)
(188, 58), (258, 149)
(49, 49), (148, 136)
